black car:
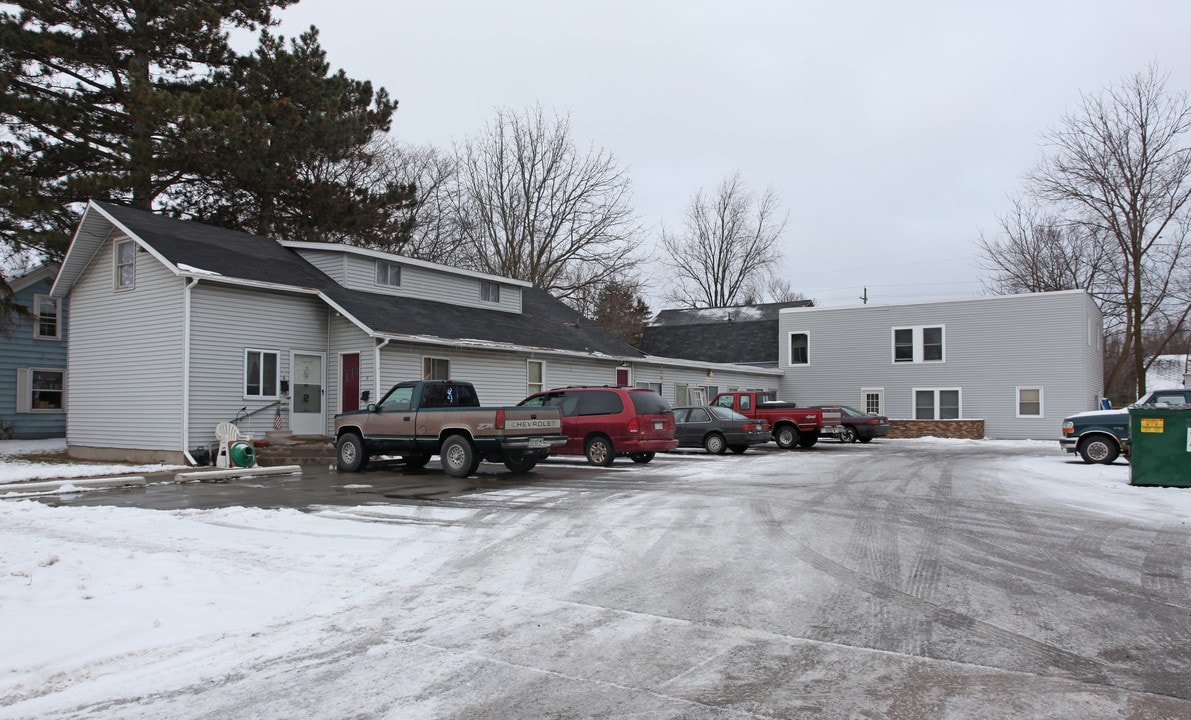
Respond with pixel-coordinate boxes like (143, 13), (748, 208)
(808, 405), (891, 443)
(671, 405), (771, 454)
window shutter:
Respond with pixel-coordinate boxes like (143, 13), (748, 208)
(16, 368), (30, 413)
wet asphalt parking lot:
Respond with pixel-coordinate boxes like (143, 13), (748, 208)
(19, 440), (1191, 718)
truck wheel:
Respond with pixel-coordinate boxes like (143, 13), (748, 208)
(798, 431), (819, 448)
(774, 424), (800, 449)
(1078, 435), (1119, 464)
(703, 432), (727, 454)
(629, 452), (655, 464)
(503, 454), (538, 473)
(839, 426), (858, 443)
(585, 435), (615, 466)
(441, 434), (480, 477)
(336, 433), (368, 472)
(403, 452), (432, 469)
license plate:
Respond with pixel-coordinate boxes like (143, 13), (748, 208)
(654, 421), (664, 430)
(528, 437), (545, 447)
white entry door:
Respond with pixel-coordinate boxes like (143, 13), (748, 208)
(291, 352), (325, 435)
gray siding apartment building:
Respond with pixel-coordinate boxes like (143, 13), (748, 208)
(777, 291), (1104, 440)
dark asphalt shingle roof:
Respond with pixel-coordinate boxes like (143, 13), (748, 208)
(640, 301), (812, 365)
(99, 203), (642, 358)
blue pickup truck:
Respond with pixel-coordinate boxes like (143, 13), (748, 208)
(1060, 388), (1191, 464)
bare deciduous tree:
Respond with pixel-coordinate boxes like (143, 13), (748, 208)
(983, 66), (1191, 398)
(660, 173), (787, 308)
(451, 105), (640, 303)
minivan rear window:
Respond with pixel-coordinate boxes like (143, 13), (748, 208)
(629, 390), (671, 414)
(579, 390), (624, 416)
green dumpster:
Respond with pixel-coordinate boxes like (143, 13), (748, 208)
(1129, 405), (1191, 487)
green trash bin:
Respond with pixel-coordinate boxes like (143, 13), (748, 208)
(1129, 406), (1191, 487)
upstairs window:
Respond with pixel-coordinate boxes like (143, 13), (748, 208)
(376, 260), (401, 287)
(893, 326), (945, 363)
(115, 239), (135, 289)
(245, 349), (279, 398)
(480, 280), (500, 303)
(788, 332), (809, 365)
(33, 294), (60, 340)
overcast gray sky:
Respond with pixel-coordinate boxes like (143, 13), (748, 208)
(265, 0), (1191, 308)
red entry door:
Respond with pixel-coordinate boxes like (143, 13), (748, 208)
(616, 367), (630, 386)
(341, 353), (360, 412)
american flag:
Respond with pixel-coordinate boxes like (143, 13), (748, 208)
(274, 407), (283, 430)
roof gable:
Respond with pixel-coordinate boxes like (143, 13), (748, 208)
(54, 202), (643, 359)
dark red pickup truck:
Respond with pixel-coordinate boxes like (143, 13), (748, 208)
(710, 391), (842, 448)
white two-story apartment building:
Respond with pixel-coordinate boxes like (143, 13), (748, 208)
(776, 292), (1104, 439)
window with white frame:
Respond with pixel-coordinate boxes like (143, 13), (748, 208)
(862, 388), (884, 416)
(33, 294), (60, 340)
(16, 368), (65, 412)
(376, 260), (401, 287)
(1017, 387), (1043, 417)
(480, 280), (500, 302)
(423, 357), (450, 380)
(244, 349), (280, 398)
(788, 332), (809, 365)
(115, 239), (135, 289)
(527, 360), (544, 396)
(636, 381), (662, 394)
(914, 388), (960, 420)
(893, 325), (944, 363)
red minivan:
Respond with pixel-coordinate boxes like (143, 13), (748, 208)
(517, 386), (678, 466)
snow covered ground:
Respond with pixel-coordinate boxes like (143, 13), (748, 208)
(0, 439), (182, 489)
(2, 438), (1190, 718)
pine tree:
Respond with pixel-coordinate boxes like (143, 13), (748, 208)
(0, 1), (412, 271)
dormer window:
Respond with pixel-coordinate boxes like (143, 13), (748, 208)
(480, 280), (500, 303)
(115, 239), (135, 289)
(376, 260), (401, 287)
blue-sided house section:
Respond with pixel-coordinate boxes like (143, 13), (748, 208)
(1, 264), (67, 439)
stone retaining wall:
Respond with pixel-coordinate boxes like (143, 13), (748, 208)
(887, 419), (984, 439)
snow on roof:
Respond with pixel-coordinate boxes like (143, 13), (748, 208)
(1146, 354), (1188, 390)
(176, 263), (222, 276)
(689, 306), (763, 321)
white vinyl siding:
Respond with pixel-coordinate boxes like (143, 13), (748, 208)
(296, 248), (524, 313)
(778, 290), (1102, 439)
(67, 235), (185, 450)
(187, 285), (328, 443)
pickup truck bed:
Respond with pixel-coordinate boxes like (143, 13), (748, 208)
(334, 380), (566, 477)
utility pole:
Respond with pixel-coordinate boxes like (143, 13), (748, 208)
(859, 287), (868, 305)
